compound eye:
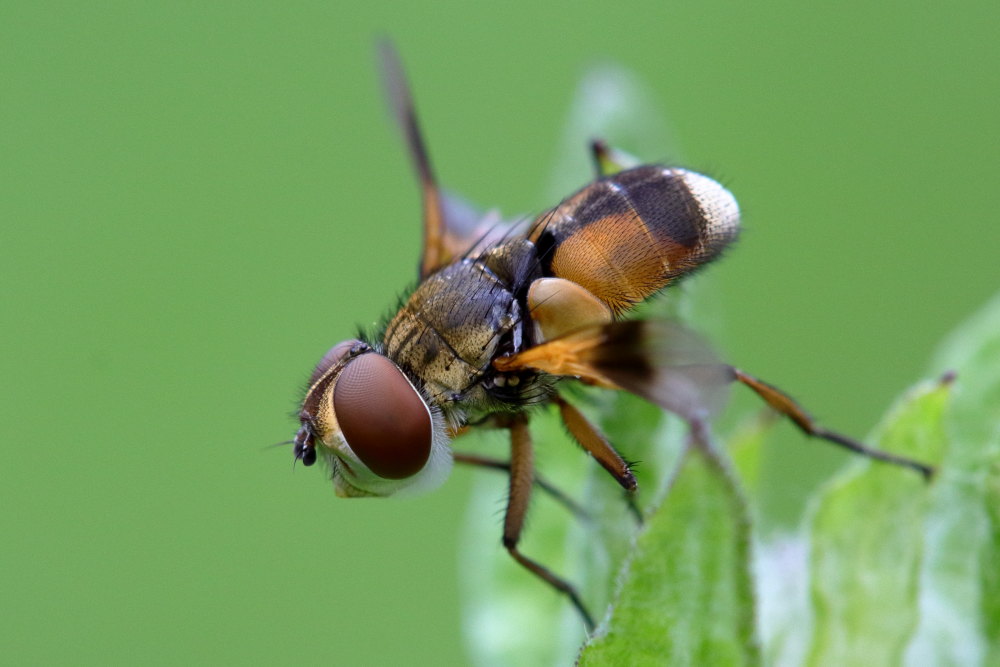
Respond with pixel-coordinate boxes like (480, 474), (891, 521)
(333, 353), (432, 479)
(309, 340), (361, 386)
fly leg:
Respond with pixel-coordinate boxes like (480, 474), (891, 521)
(554, 395), (643, 523)
(503, 413), (596, 632)
(732, 367), (935, 480)
(452, 452), (590, 521)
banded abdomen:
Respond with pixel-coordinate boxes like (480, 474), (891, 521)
(529, 165), (740, 316)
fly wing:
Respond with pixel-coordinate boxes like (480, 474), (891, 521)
(378, 41), (517, 278)
(495, 320), (733, 423)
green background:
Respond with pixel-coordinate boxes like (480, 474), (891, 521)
(2, 1), (997, 664)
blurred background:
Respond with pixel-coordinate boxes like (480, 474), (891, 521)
(2, 1), (998, 664)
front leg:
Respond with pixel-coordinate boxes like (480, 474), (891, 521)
(502, 413), (596, 632)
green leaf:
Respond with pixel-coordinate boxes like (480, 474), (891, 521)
(904, 291), (1000, 665)
(982, 462), (1000, 659)
(579, 442), (759, 666)
(750, 292), (1000, 666)
(805, 377), (950, 665)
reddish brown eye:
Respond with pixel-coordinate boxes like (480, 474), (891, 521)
(333, 353), (432, 479)
(309, 340), (361, 386)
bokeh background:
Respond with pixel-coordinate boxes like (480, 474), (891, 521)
(2, 1), (998, 664)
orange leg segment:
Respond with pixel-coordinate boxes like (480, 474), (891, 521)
(732, 367), (934, 480)
(554, 395), (637, 492)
